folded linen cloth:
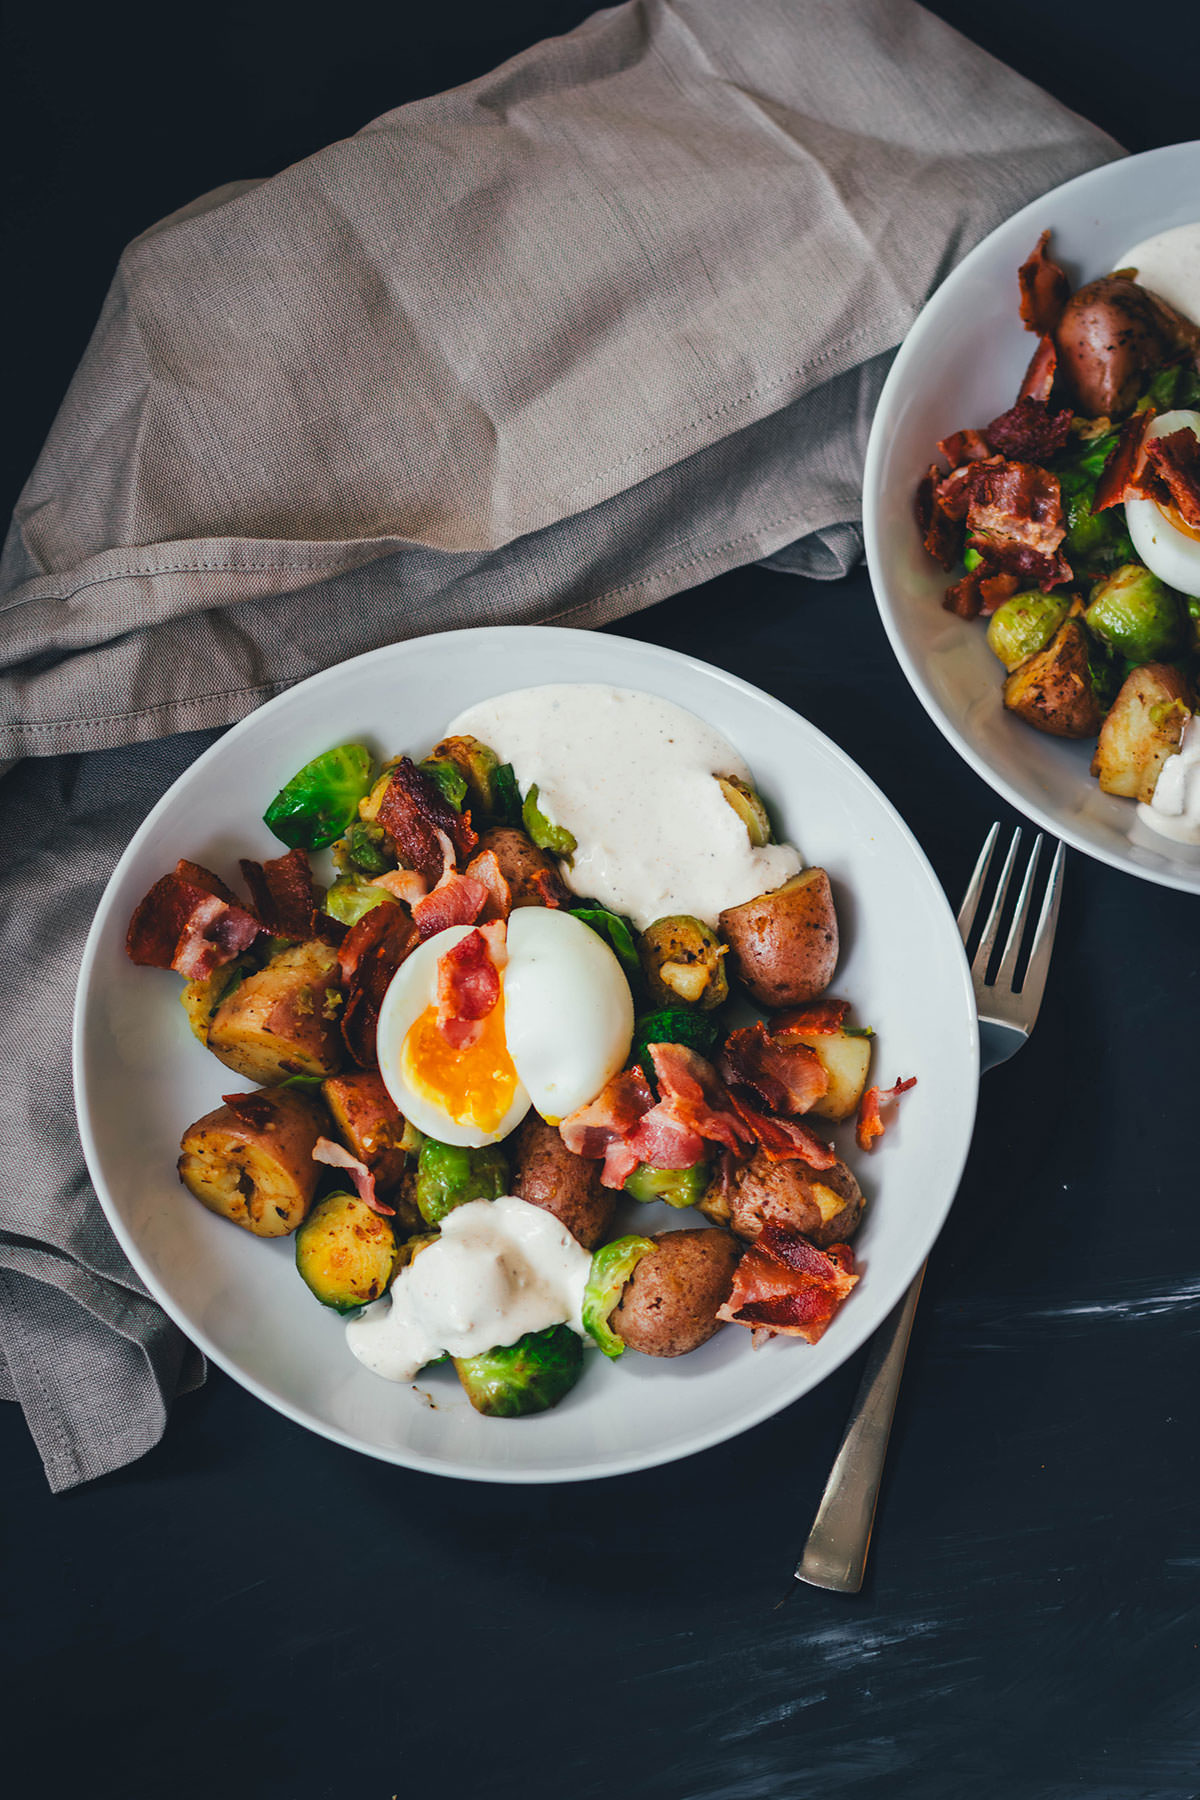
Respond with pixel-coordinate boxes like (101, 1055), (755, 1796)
(0, 0), (1119, 1488)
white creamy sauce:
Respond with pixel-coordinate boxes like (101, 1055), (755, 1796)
(1117, 222), (1200, 326)
(1137, 714), (1200, 846)
(345, 1195), (592, 1382)
(447, 684), (801, 930)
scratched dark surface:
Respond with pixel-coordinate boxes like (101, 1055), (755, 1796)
(3, 3), (1198, 1797)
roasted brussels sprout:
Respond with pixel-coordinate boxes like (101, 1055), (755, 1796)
(324, 873), (396, 928)
(623, 1162), (711, 1209)
(631, 1007), (719, 1078)
(415, 1137), (510, 1226)
(716, 776), (772, 846)
(522, 784), (577, 858)
(1054, 429), (1135, 575)
(264, 744), (374, 850)
(335, 819), (395, 877)
(985, 591), (1071, 672)
(1084, 564), (1185, 664)
(453, 1324), (584, 1416)
(295, 1192), (399, 1313)
(422, 735), (502, 817)
(492, 762), (524, 828)
(570, 908), (642, 988)
(416, 757), (468, 812)
(639, 915), (729, 1010)
(582, 1236), (656, 1357)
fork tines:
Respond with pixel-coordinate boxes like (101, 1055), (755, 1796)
(957, 824), (1064, 1022)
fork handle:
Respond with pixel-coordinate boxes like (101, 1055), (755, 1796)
(794, 1262), (927, 1593)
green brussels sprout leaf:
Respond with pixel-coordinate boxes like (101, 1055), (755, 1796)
(453, 1325), (584, 1415)
(570, 908), (642, 989)
(324, 874), (397, 928)
(415, 1138), (510, 1226)
(715, 776), (772, 847)
(522, 783), (577, 859)
(623, 1161), (711, 1209)
(417, 758), (468, 812)
(583, 1236), (656, 1357)
(336, 820), (394, 877)
(264, 743), (374, 850)
(492, 762), (524, 828)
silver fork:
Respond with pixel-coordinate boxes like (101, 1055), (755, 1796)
(794, 824), (1065, 1595)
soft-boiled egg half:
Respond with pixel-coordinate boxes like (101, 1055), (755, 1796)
(1125, 409), (1200, 599)
(375, 910), (635, 1147)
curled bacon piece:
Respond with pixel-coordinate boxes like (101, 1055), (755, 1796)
(239, 848), (320, 942)
(221, 1090), (278, 1129)
(984, 397), (1072, 463)
(559, 1066), (657, 1162)
(1018, 333), (1058, 405)
(1144, 427), (1200, 529)
(376, 759), (477, 882)
(1017, 230), (1070, 337)
(413, 872), (489, 940)
(339, 903), (419, 1067)
(312, 1136), (394, 1217)
(126, 860), (262, 979)
(718, 1023), (828, 1117)
(727, 1092), (837, 1169)
(769, 999), (851, 1039)
(649, 1044), (757, 1156)
(463, 850), (513, 923)
(915, 465), (964, 570)
(716, 1225), (858, 1344)
(1091, 410), (1153, 513)
(371, 868), (429, 906)
(965, 457), (1071, 589)
(937, 429), (991, 469)
(856, 1076), (918, 1152)
(435, 924), (503, 1049)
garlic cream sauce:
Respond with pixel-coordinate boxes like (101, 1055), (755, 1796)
(1117, 221), (1200, 326)
(345, 1196), (592, 1383)
(447, 684), (801, 931)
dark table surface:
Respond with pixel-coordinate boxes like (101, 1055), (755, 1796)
(3, 4), (1198, 1797)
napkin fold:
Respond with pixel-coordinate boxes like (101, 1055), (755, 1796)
(0, 0), (1119, 1488)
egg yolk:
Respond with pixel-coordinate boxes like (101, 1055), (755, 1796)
(400, 996), (519, 1135)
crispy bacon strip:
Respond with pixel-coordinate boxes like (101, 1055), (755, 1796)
(312, 1136), (395, 1217)
(979, 571), (1021, 617)
(727, 1091), (838, 1169)
(126, 861), (262, 979)
(937, 428), (991, 469)
(239, 848), (320, 941)
(915, 464), (964, 570)
(769, 999), (851, 1039)
(966, 457), (1071, 589)
(376, 758), (478, 882)
(943, 568), (984, 620)
(856, 1076), (918, 1152)
(1018, 230), (1069, 337)
(1091, 410), (1153, 513)
(1145, 427), (1200, 529)
(559, 1066), (657, 1162)
(1018, 333), (1058, 404)
(339, 904), (419, 1067)
(221, 1090), (278, 1129)
(435, 925), (503, 1049)
(371, 868), (429, 906)
(649, 1043), (757, 1154)
(984, 397), (1072, 463)
(718, 1023), (828, 1116)
(717, 1227), (858, 1344)
(414, 872), (489, 940)
(462, 849), (513, 923)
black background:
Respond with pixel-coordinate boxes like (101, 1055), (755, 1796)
(2, 4), (1198, 1798)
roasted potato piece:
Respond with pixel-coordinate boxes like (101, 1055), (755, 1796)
(207, 941), (344, 1085)
(1091, 663), (1193, 800)
(511, 1114), (615, 1249)
(718, 869), (838, 1009)
(179, 957), (256, 1046)
(709, 1149), (863, 1249)
(1002, 617), (1104, 739)
(320, 1070), (417, 1196)
(770, 1025), (873, 1122)
(178, 1089), (325, 1236)
(1054, 276), (1200, 417)
(474, 826), (569, 908)
(639, 914), (729, 1010)
(607, 1228), (742, 1358)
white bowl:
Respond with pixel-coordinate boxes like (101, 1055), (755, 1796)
(865, 141), (1200, 893)
(74, 626), (978, 1482)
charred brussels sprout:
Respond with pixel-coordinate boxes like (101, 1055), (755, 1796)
(491, 762), (524, 828)
(570, 908), (642, 989)
(415, 1138), (510, 1226)
(422, 735), (502, 817)
(295, 1192), (399, 1313)
(453, 1325), (584, 1416)
(631, 1007), (719, 1076)
(1084, 564), (1185, 664)
(985, 591), (1071, 672)
(264, 744), (374, 850)
(336, 820), (395, 876)
(639, 915), (729, 1011)
(522, 784), (577, 858)
(583, 1236), (656, 1356)
(324, 874), (397, 927)
(716, 776), (772, 847)
(624, 1162), (711, 1209)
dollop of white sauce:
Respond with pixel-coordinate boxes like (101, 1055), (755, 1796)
(345, 1196), (592, 1383)
(447, 684), (802, 930)
(1137, 714), (1200, 846)
(1117, 221), (1200, 326)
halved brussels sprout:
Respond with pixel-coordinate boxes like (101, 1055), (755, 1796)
(623, 1162), (711, 1209)
(335, 820), (395, 877)
(453, 1325), (584, 1415)
(716, 775), (772, 846)
(631, 1007), (719, 1077)
(324, 874), (397, 927)
(422, 736), (501, 817)
(415, 1138), (510, 1226)
(295, 1192), (399, 1313)
(1084, 564), (1185, 664)
(639, 915), (729, 1010)
(583, 1236), (656, 1356)
(264, 744), (374, 850)
(985, 591), (1071, 672)
(417, 758), (468, 812)
(522, 784), (577, 858)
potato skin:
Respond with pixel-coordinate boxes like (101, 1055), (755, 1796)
(178, 1089), (325, 1236)
(1091, 663), (1192, 800)
(609, 1228), (742, 1357)
(720, 1149), (863, 1249)
(1055, 276), (1195, 417)
(718, 869), (838, 1009)
(510, 1115), (615, 1249)
(207, 941), (344, 1085)
(321, 1070), (410, 1194)
(1003, 617), (1103, 740)
(475, 827), (568, 908)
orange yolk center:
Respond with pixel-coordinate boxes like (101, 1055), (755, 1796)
(400, 996), (518, 1134)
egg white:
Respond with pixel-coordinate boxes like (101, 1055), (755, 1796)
(1124, 409), (1200, 600)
